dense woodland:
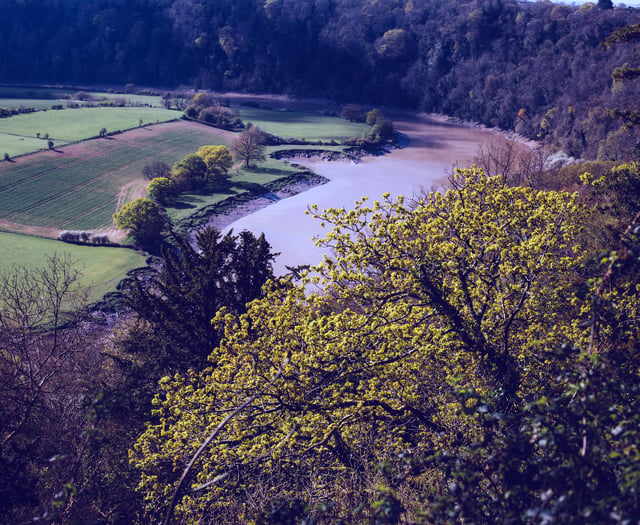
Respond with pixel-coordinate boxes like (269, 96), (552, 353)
(2, 0), (640, 158)
(2, 0), (640, 524)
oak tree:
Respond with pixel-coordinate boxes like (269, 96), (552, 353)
(132, 168), (591, 523)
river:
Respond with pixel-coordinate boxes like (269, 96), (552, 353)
(223, 113), (502, 275)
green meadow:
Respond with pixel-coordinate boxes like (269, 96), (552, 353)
(0, 106), (181, 146)
(0, 134), (48, 157)
(0, 85), (164, 107)
(238, 106), (369, 142)
(0, 232), (147, 303)
(0, 98), (67, 109)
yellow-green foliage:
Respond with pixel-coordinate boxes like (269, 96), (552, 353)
(131, 168), (590, 523)
(196, 145), (233, 180)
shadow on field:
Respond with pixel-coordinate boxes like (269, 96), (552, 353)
(169, 200), (197, 210)
(243, 166), (288, 176)
(233, 181), (267, 195)
(199, 183), (237, 196)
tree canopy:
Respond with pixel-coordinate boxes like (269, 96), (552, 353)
(112, 198), (164, 245)
(196, 145), (233, 182)
(128, 168), (640, 524)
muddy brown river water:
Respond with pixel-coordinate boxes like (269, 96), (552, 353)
(222, 113), (504, 275)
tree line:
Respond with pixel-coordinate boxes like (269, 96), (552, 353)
(2, 0), (640, 158)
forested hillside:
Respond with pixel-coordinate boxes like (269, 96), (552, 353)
(2, 0), (640, 158)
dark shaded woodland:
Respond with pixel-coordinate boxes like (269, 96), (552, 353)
(2, 0), (640, 158)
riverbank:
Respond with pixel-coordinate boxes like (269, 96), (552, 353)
(197, 174), (328, 233)
(219, 112), (502, 275)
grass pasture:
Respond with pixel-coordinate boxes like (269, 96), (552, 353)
(0, 106), (181, 146)
(0, 232), (147, 303)
(0, 98), (69, 110)
(166, 160), (306, 224)
(0, 134), (49, 157)
(0, 86), (164, 107)
(0, 120), (235, 232)
(237, 106), (370, 142)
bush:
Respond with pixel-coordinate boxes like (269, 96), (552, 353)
(92, 234), (110, 244)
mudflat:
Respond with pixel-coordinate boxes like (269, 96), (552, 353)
(222, 112), (503, 275)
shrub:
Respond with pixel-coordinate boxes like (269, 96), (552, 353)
(92, 234), (110, 244)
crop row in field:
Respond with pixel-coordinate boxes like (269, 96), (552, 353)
(0, 121), (235, 231)
(0, 231), (148, 304)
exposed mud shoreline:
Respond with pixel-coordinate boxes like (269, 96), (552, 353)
(217, 111), (505, 274)
(198, 174), (328, 232)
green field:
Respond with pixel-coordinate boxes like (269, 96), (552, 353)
(0, 134), (49, 157)
(0, 86), (164, 107)
(0, 232), (147, 303)
(0, 98), (373, 301)
(166, 157), (307, 224)
(0, 106), (180, 145)
(238, 106), (369, 141)
(0, 98), (67, 109)
(0, 121), (233, 231)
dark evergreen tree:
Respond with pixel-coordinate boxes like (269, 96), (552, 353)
(121, 227), (276, 373)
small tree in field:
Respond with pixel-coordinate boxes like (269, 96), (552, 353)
(231, 127), (266, 169)
(113, 198), (164, 245)
(173, 153), (207, 186)
(146, 177), (177, 204)
(196, 145), (233, 182)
